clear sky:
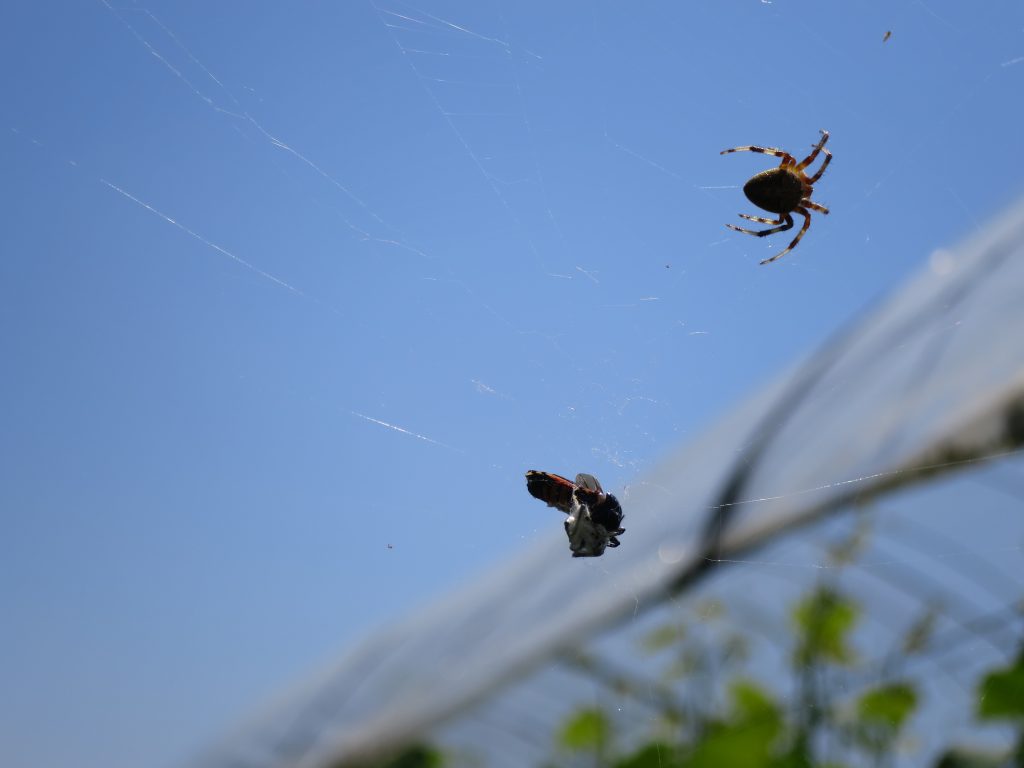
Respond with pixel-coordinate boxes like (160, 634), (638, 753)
(2, 2), (1023, 767)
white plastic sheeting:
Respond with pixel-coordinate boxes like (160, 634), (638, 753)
(193, 195), (1024, 768)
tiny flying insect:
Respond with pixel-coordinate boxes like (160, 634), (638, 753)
(525, 470), (625, 558)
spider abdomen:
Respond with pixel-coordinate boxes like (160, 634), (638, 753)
(743, 168), (805, 214)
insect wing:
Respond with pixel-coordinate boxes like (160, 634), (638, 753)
(573, 472), (606, 507)
(573, 473), (603, 494)
(525, 470), (576, 514)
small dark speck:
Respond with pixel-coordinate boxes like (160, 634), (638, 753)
(883, 30), (892, 42)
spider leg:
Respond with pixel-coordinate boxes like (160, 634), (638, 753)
(720, 145), (797, 166)
(796, 129), (830, 171)
(802, 199), (830, 215)
(760, 206), (811, 265)
(726, 212), (793, 238)
(803, 148), (832, 183)
(738, 213), (787, 225)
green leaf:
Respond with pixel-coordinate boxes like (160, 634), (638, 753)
(613, 743), (681, 768)
(856, 682), (918, 729)
(686, 720), (781, 768)
(933, 747), (1010, 767)
(684, 681), (783, 768)
(771, 751), (848, 768)
(374, 745), (445, 768)
(977, 653), (1024, 721)
(792, 587), (859, 666)
(558, 708), (610, 752)
(846, 682), (919, 756)
(730, 679), (779, 722)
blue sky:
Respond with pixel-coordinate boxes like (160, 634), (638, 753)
(2, 2), (1023, 767)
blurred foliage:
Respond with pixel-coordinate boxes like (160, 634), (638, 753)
(792, 586), (859, 667)
(558, 708), (611, 753)
(357, 529), (1024, 768)
(977, 649), (1024, 722)
(538, 522), (1024, 768)
(847, 683), (918, 762)
(932, 748), (1014, 768)
(680, 681), (783, 768)
(855, 684), (916, 732)
(346, 744), (446, 768)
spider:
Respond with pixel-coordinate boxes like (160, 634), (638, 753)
(720, 129), (832, 264)
(525, 470), (625, 558)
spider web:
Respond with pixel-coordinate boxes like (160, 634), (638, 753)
(2, 2), (1024, 768)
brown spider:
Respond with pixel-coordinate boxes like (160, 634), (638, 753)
(720, 129), (832, 264)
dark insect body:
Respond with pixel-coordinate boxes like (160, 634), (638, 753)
(720, 129), (832, 264)
(525, 470), (625, 558)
